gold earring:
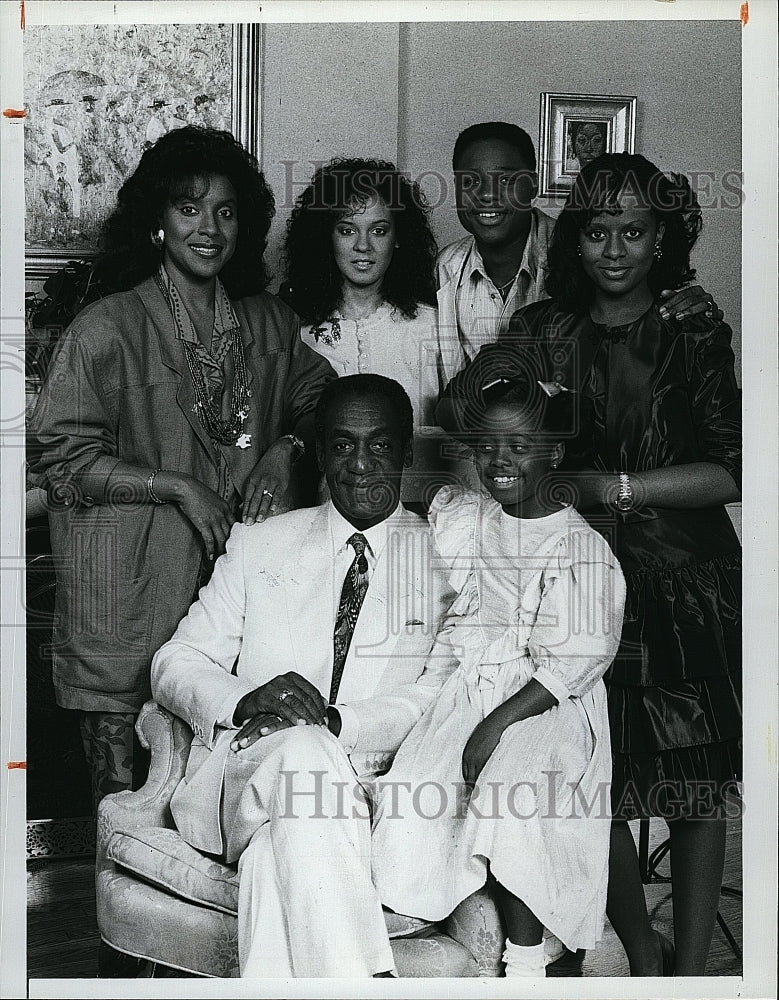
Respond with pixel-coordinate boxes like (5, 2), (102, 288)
(653, 240), (663, 260)
(151, 228), (165, 248)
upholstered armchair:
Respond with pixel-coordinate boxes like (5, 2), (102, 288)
(96, 700), (509, 978)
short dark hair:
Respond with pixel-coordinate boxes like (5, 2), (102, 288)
(546, 152), (702, 314)
(315, 374), (414, 447)
(282, 158), (437, 327)
(452, 122), (537, 172)
(96, 126), (275, 298)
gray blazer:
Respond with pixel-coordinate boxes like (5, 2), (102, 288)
(29, 277), (334, 712)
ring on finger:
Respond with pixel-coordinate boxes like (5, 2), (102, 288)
(262, 489), (273, 497)
(279, 689), (293, 702)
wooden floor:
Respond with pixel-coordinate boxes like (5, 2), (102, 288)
(27, 818), (742, 980)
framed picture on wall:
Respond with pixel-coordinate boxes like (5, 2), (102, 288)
(538, 92), (637, 197)
(23, 22), (261, 280)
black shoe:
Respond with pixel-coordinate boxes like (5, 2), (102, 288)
(546, 946), (586, 977)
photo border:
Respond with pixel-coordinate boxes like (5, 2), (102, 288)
(2, 3), (776, 1000)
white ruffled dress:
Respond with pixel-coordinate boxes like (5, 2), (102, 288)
(371, 487), (626, 950)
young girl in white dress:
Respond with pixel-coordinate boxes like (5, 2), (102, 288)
(280, 158), (448, 509)
(371, 369), (627, 978)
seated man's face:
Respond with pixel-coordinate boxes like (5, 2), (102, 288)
(319, 394), (412, 529)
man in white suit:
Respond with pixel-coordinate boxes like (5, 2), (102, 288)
(151, 374), (456, 978)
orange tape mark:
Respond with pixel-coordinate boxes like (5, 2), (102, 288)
(740, 2), (748, 25)
(3, 109), (26, 118)
(7, 761), (27, 769)
(20, 1), (25, 30)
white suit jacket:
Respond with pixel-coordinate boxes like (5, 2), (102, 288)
(151, 502), (457, 847)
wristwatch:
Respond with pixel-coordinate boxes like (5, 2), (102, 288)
(282, 433), (306, 462)
(615, 472), (635, 512)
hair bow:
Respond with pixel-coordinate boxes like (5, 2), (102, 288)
(537, 380), (571, 398)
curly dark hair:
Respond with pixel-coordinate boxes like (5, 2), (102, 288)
(281, 158), (437, 327)
(546, 152), (702, 314)
(94, 126), (275, 298)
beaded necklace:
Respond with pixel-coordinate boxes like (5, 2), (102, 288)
(155, 269), (252, 446)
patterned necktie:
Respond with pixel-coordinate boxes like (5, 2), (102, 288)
(330, 533), (370, 704)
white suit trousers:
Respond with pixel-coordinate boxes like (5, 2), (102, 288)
(226, 725), (395, 978)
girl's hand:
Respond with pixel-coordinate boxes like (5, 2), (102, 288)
(462, 716), (506, 786)
(659, 285), (722, 322)
(166, 474), (236, 562)
(242, 437), (297, 525)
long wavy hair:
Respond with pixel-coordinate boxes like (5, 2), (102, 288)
(94, 126), (275, 298)
(282, 158), (437, 326)
(546, 152), (702, 315)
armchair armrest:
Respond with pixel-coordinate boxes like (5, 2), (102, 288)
(96, 701), (193, 868)
(442, 884), (505, 977)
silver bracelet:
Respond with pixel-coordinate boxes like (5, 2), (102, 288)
(147, 469), (166, 505)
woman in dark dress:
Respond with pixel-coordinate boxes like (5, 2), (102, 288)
(439, 153), (741, 975)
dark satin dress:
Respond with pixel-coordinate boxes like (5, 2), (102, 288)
(449, 299), (742, 820)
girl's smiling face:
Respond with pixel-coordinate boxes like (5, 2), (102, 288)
(331, 195), (396, 293)
(472, 400), (563, 519)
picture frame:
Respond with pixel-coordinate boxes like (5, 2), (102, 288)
(24, 22), (261, 281)
(538, 92), (637, 198)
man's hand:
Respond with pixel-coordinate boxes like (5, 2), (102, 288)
(233, 672), (328, 730)
(231, 713), (292, 752)
(659, 284), (722, 322)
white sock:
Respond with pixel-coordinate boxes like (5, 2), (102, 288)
(502, 939), (546, 978)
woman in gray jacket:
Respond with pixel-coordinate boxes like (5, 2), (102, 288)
(30, 126), (334, 808)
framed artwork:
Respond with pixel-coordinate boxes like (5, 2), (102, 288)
(24, 22), (261, 280)
(538, 92), (637, 197)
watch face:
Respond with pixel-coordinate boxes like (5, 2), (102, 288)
(616, 495), (634, 512)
